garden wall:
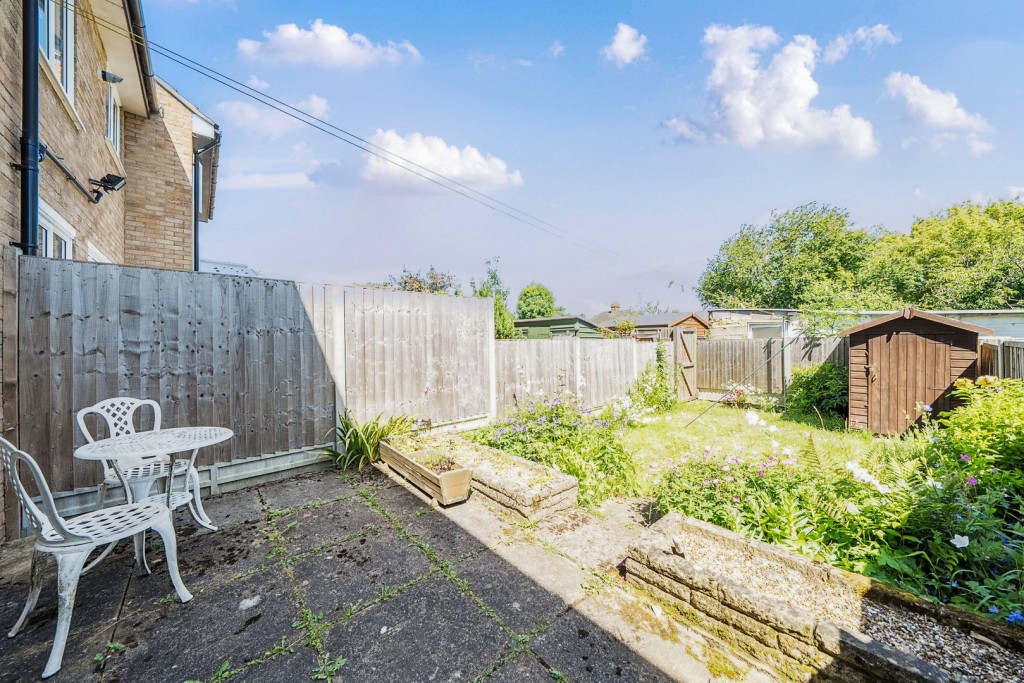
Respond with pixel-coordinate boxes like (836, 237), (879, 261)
(626, 513), (1021, 682)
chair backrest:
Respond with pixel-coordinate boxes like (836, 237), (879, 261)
(0, 437), (89, 545)
(76, 397), (162, 444)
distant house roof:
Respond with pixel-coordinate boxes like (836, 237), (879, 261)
(200, 260), (260, 277)
(592, 307), (706, 329)
(514, 316), (601, 327)
(839, 307), (994, 337)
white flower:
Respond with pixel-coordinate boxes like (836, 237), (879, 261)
(771, 439), (780, 449)
(846, 502), (860, 515)
(782, 447), (794, 457)
(744, 411), (759, 426)
(950, 535), (970, 549)
(767, 425), (778, 433)
(875, 483), (893, 495)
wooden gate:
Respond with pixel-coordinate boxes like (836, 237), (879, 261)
(673, 328), (697, 400)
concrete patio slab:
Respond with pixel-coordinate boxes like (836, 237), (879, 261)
(293, 526), (433, 618)
(0, 469), (748, 683)
(322, 573), (512, 683)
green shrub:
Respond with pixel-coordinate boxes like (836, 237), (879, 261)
(469, 392), (639, 506)
(785, 361), (848, 417)
(933, 376), (1024, 493)
(628, 342), (676, 414)
(321, 411), (415, 470)
(652, 406), (1024, 626)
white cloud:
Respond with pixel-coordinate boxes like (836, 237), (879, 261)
(666, 25), (877, 158)
(823, 24), (899, 64)
(220, 172), (315, 190)
(601, 23), (648, 67)
(886, 72), (990, 132)
(967, 133), (993, 156)
(238, 19), (421, 68)
(886, 72), (992, 154)
(1008, 186), (1024, 197)
(515, 59), (535, 67)
(215, 95), (329, 139)
(246, 75), (269, 90)
(361, 129), (524, 192)
(548, 40), (565, 58)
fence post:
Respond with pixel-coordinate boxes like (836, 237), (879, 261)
(2, 246), (20, 540)
(573, 336), (582, 398)
(487, 300), (497, 421)
(997, 338), (1006, 379)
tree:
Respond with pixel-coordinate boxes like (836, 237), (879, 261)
(380, 265), (461, 295)
(471, 258), (518, 339)
(860, 200), (1024, 309)
(696, 203), (874, 309)
(516, 282), (563, 319)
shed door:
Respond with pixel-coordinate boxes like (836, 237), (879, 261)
(867, 332), (951, 434)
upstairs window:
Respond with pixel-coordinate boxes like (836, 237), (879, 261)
(106, 84), (121, 153)
(38, 201), (75, 260)
(39, 0), (75, 102)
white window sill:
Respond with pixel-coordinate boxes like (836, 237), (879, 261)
(104, 138), (126, 177)
(39, 51), (84, 133)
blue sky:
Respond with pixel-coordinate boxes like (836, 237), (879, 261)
(144, 1), (1024, 314)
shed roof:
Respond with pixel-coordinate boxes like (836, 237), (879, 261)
(514, 316), (600, 328)
(839, 307), (994, 337)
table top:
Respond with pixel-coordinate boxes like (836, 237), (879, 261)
(74, 426), (234, 461)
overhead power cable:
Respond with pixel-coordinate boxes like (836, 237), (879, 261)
(59, 0), (622, 261)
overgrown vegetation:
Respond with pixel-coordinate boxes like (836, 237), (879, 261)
(784, 361), (848, 417)
(321, 411), (415, 470)
(650, 381), (1024, 625)
(471, 348), (675, 506)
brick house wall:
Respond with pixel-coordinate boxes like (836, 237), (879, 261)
(0, 2), (213, 539)
(122, 81), (197, 271)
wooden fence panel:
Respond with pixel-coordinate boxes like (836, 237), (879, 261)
(342, 288), (492, 425)
(1004, 342), (1024, 379)
(495, 338), (659, 415)
(697, 337), (848, 394)
(17, 258), (337, 491)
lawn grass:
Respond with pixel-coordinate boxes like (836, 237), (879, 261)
(620, 400), (875, 494)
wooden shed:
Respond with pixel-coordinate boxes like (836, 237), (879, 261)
(840, 308), (993, 434)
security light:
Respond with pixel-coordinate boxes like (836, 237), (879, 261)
(100, 71), (124, 84)
(90, 174), (126, 193)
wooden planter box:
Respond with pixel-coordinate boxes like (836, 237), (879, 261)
(379, 440), (473, 505)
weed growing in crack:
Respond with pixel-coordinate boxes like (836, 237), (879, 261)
(93, 641), (125, 663)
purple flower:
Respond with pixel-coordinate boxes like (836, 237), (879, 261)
(989, 606), (1000, 614)
(1007, 610), (1024, 625)
(538, 416), (547, 424)
(960, 454), (971, 463)
(989, 467), (999, 474)
(966, 477), (978, 487)
(757, 470), (766, 478)
(732, 496), (741, 503)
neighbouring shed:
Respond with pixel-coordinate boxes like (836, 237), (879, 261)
(513, 316), (605, 339)
(840, 308), (993, 434)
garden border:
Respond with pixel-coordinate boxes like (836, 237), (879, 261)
(626, 513), (1023, 682)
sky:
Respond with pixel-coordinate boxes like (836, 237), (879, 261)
(142, 1), (1024, 315)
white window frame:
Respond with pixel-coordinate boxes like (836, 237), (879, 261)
(39, 0), (75, 103)
(38, 199), (76, 260)
(105, 83), (122, 154)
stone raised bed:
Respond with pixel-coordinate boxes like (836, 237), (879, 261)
(421, 435), (578, 521)
(625, 513), (1024, 683)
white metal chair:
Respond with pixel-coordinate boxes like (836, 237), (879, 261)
(76, 397), (215, 531)
(1, 437), (192, 679)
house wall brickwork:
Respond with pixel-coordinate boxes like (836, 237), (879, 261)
(122, 81), (195, 272)
(0, 2), (206, 539)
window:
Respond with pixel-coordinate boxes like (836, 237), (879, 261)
(106, 84), (121, 153)
(39, 0), (75, 102)
(37, 200), (75, 259)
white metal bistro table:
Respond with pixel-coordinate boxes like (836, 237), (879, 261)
(74, 426), (233, 530)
